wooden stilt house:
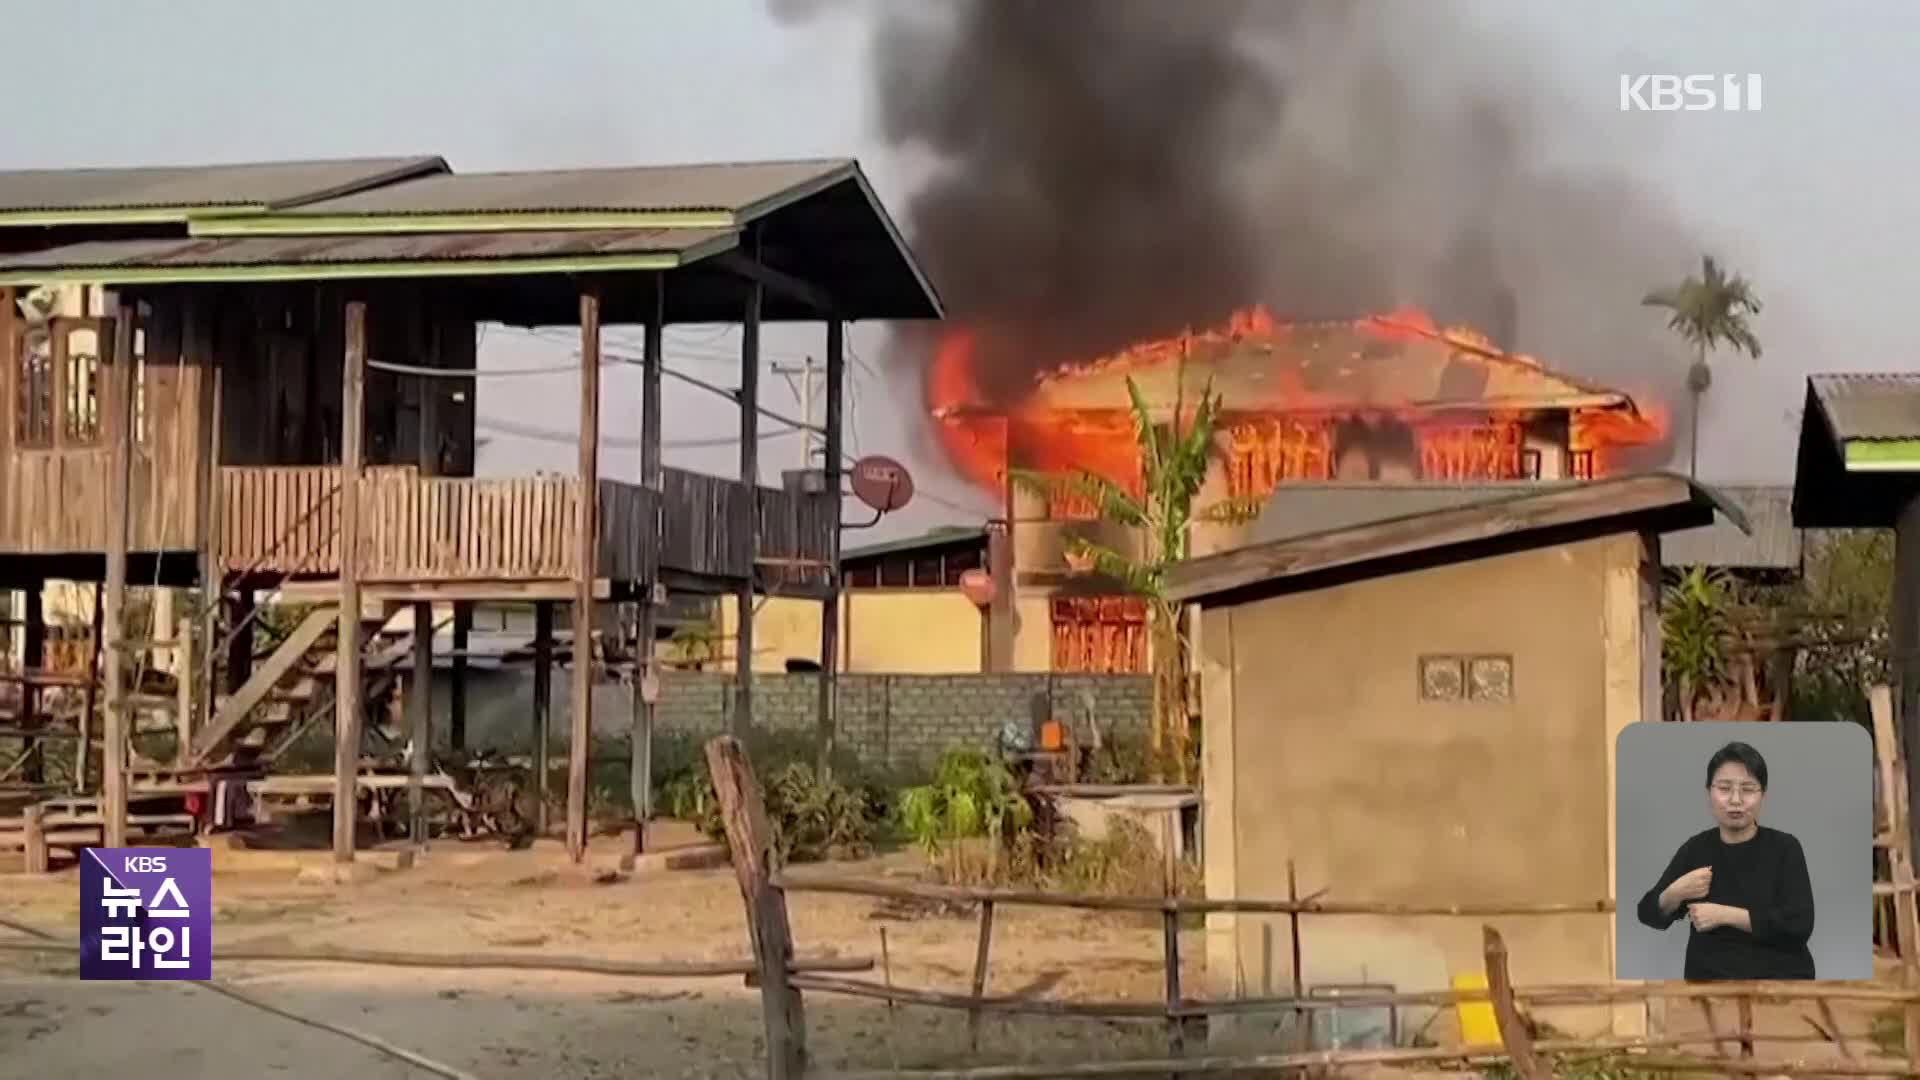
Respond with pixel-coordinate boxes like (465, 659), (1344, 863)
(0, 155), (941, 867)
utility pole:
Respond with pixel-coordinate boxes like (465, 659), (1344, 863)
(772, 355), (820, 466)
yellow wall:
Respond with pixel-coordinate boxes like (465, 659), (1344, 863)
(1201, 534), (1649, 1040)
(717, 591), (993, 673)
(842, 591), (985, 673)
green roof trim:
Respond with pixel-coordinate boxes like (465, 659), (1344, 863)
(0, 250), (691, 287)
(190, 209), (736, 237)
(0, 204), (270, 227)
(1844, 438), (1920, 471)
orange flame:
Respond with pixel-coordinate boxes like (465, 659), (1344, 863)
(928, 305), (1671, 502)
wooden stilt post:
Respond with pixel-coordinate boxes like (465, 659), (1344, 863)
(77, 583), (102, 793)
(633, 274), (664, 857)
(1892, 495), (1920, 870)
(174, 614), (196, 767)
(21, 582), (42, 785)
(332, 299), (367, 867)
(101, 301), (136, 850)
(817, 319), (843, 772)
(568, 286), (602, 863)
(533, 600), (554, 836)
(408, 601), (432, 849)
(450, 602), (469, 753)
(735, 264), (762, 738)
(705, 735), (806, 1079)
(192, 295), (222, 746)
(224, 591), (254, 693)
(408, 323), (440, 851)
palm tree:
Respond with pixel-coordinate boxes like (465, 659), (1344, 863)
(1014, 361), (1259, 783)
(1642, 256), (1763, 477)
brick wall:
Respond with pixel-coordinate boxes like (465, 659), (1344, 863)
(449, 668), (1151, 774)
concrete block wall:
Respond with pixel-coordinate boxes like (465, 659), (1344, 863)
(446, 667), (1152, 775)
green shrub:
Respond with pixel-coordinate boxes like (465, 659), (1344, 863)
(652, 729), (889, 864)
(897, 750), (1033, 853)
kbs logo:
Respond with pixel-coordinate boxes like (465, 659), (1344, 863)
(1619, 74), (1762, 112)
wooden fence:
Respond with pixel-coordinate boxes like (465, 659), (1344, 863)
(703, 735), (1920, 1080)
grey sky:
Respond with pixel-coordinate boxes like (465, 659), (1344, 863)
(4, 0), (1908, 541)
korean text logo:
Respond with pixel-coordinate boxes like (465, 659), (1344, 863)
(79, 847), (211, 980)
(1619, 75), (1762, 112)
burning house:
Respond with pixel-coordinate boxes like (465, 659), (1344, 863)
(927, 305), (1667, 673)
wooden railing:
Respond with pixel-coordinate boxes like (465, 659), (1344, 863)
(222, 465), (358, 576)
(358, 470), (582, 580)
(219, 465), (818, 585)
(659, 469), (751, 578)
(756, 484), (835, 585)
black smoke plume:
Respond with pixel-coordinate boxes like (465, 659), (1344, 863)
(787, 1), (1700, 451)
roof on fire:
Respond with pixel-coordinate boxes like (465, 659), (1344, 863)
(0, 155), (942, 322)
(1792, 374), (1920, 527)
(1252, 482), (1799, 573)
(1020, 314), (1636, 417)
(1168, 472), (1747, 607)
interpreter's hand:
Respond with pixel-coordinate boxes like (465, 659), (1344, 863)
(1667, 866), (1713, 904)
(1689, 902), (1741, 933)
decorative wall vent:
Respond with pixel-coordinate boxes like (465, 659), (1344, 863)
(1418, 653), (1514, 703)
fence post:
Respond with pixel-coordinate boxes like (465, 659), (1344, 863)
(1481, 926), (1546, 1080)
(967, 900), (995, 1051)
(21, 804), (46, 874)
(1287, 860), (1307, 1050)
(1162, 904), (1184, 1059)
(706, 735), (807, 1079)
(1896, 850), (1920, 1063)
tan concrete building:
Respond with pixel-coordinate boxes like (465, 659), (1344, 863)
(1165, 473), (1743, 1043)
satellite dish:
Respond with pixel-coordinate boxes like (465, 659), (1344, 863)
(849, 455), (914, 513)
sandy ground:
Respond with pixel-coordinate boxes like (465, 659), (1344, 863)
(0, 824), (1195, 1079)
(0, 825), (1906, 1079)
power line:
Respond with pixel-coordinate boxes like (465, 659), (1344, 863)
(477, 416), (803, 450)
(477, 325), (985, 518)
(370, 357), (591, 378)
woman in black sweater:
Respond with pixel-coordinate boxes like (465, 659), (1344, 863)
(1636, 741), (1817, 980)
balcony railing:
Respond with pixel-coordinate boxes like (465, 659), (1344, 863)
(219, 465), (829, 585)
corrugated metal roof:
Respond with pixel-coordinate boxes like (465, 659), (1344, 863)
(263, 158), (856, 218)
(1808, 373), (1920, 442)
(1253, 482), (1568, 545)
(1254, 481), (1796, 572)
(1168, 472), (1744, 605)
(842, 526), (988, 564)
(1661, 486), (1801, 570)
(0, 156), (446, 214)
(0, 228), (736, 283)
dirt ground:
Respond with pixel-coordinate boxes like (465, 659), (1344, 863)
(0, 825), (1905, 1079)
(0, 824), (1199, 1079)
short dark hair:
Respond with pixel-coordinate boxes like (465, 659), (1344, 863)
(1706, 741), (1769, 790)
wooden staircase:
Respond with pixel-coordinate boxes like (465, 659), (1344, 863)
(188, 604), (417, 769)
